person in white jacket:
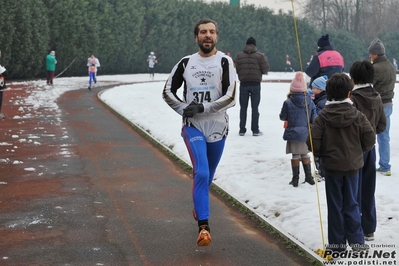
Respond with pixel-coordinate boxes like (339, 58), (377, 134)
(147, 52), (158, 80)
(87, 54), (100, 90)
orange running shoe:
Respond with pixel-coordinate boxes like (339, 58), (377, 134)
(196, 226), (212, 246)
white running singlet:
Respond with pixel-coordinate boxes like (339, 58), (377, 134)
(163, 51), (237, 142)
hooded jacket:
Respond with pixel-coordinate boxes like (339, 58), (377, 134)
(313, 91), (327, 115)
(371, 55), (396, 104)
(234, 44), (270, 85)
(308, 101), (375, 176)
(350, 84), (386, 134)
(280, 92), (316, 142)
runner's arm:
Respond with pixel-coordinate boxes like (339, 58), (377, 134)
(202, 56), (237, 113)
(162, 57), (190, 116)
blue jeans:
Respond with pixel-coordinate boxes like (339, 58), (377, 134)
(377, 105), (392, 171)
(239, 84), (261, 134)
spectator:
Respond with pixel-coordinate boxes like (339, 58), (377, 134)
(368, 38), (396, 176)
(305, 34), (344, 89)
(234, 37), (270, 136)
(350, 60), (386, 242)
(311, 75), (328, 115)
(46, 51), (57, 85)
(279, 72), (316, 187)
(307, 73), (376, 253)
(162, 18), (237, 247)
(311, 75), (328, 180)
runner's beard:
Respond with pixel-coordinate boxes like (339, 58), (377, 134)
(198, 41), (216, 54)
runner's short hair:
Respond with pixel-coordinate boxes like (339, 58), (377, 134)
(194, 19), (218, 37)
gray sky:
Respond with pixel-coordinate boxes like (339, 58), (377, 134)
(203, 0), (295, 13)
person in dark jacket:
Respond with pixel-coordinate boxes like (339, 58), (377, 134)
(307, 73), (376, 253)
(311, 75), (328, 180)
(305, 34), (344, 89)
(280, 72), (316, 187)
(349, 60), (387, 243)
(234, 37), (270, 136)
(311, 75), (328, 115)
(368, 38), (396, 176)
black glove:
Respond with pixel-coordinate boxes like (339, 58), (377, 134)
(91, 64), (95, 66)
(183, 101), (204, 118)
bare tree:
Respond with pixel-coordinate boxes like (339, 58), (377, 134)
(299, 0), (399, 39)
(300, 0), (328, 31)
(353, 0), (361, 35)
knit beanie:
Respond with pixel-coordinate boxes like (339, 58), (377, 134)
(290, 72), (307, 92)
(317, 34), (330, 47)
(312, 75), (328, 91)
(368, 38), (385, 55)
(246, 37), (256, 46)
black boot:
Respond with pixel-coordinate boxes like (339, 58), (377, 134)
(289, 159), (300, 187)
(302, 157), (315, 185)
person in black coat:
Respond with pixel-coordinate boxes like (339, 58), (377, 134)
(234, 37), (270, 136)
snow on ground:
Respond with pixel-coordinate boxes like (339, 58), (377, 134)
(6, 72), (399, 264)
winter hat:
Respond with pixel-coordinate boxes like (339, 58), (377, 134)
(290, 72), (307, 92)
(368, 38), (385, 55)
(317, 34), (330, 47)
(246, 37), (256, 46)
(312, 75), (328, 91)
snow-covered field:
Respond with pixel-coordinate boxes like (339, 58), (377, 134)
(7, 72), (399, 264)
